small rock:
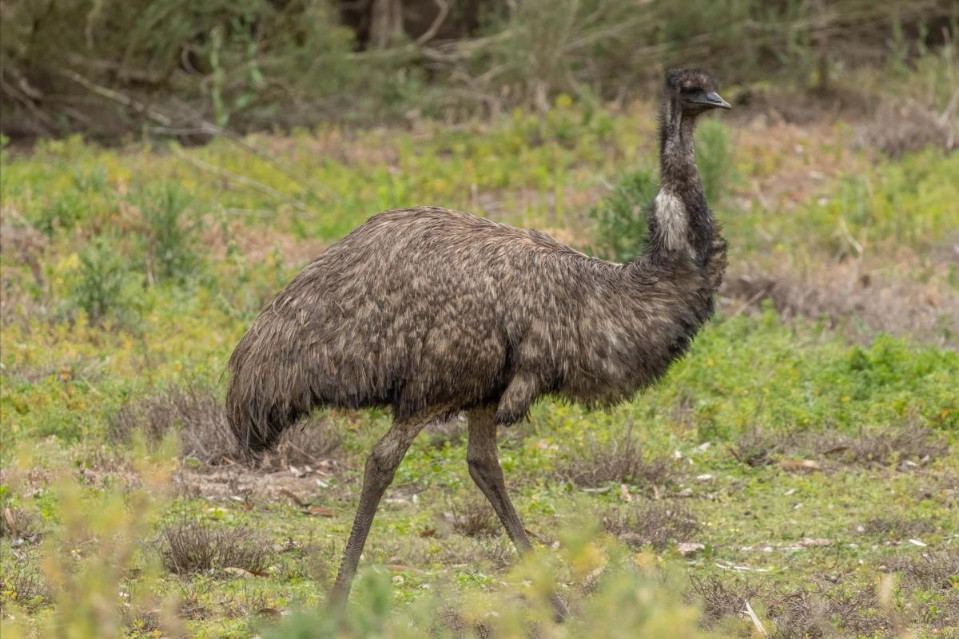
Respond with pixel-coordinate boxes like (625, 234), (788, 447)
(676, 542), (705, 556)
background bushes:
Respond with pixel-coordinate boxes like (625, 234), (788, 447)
(2, 0), (955, 141)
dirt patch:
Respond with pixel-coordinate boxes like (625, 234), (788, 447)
(729, 118), (866, 214)
(721, 257), (959, 348)
(201, 219), (328, 268)
(174, 462), (340, 506)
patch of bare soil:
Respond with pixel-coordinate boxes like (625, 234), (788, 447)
(721, 253), (959, 348)
(175, 462), (339, 506)
(730, 118), (867, 213)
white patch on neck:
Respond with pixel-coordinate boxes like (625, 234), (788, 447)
(654, 189), (692, 256)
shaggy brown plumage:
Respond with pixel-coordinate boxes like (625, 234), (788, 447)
(226, 68), (731, 614)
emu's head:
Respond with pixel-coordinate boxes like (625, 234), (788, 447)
(665, 69), (731, 117)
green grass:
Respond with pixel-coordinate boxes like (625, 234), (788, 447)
(1, 97), (957, 638)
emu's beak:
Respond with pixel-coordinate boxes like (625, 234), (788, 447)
(703, 91), (731, 110)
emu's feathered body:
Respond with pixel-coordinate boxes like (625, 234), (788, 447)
(228, 206), (725, 451)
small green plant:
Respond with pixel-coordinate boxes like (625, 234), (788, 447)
(588, 166), (656, 262)
(130, 183), (201, 285)
(695, 119), (732, 206)
(66, 236), (138, 325)
(36, 189), (87, 236)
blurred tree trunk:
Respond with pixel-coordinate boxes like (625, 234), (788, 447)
(370, 0), (404, 48)
(813, 0), (830, 94)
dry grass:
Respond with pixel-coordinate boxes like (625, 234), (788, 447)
(886, 548), (959, 590)
(258, 414), (343, 472)
(721, 262), (959, 349)
(859, 516), (938, 539)
(602, 500), (699, 551)
(856, 99), (957, 159)
(729, 427), (794, 468)
(689, 575), (895, 638)
(110, 388), (240, 465)
(423, 416), (467, 450)
(768, 585), (886, 639)
(157, 520), (272, 576)
(111, 389), (343, 472)
(220, 587), (273, 620)
(0, 563), (49, 611)
(120, 608), (163, 637)
(688, 574), (766, 629)
(830, 427), (947, 467)
(0, 506), (43, 544)
(730, 426), (947, 470)
(557, 426), (676, 491)
(447, 497), (501, 538)
(433, 608), (493, 639)
(176, 581), (213, 621)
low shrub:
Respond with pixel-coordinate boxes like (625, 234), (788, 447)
(157, 519), (271, 576)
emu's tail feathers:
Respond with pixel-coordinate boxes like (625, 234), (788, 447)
(225, 329), (313, 455)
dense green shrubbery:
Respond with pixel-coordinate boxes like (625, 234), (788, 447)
(588, 118), (731, 262)
(587, 167), (656, 262)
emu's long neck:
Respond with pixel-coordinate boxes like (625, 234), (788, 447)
(646, 98), (715, 265)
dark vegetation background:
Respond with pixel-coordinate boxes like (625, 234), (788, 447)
(1, 0), (955, 142)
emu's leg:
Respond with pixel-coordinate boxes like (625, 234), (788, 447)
(466, 407), (569, 620)
(329, 418), (425, 607)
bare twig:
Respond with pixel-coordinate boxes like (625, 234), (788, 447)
(59, 69), (172, 126)
(170, 147), (307, 211)
(194, 121), (338, 202)
(415, 0), (449, 47)
(742, 601), (769, 637)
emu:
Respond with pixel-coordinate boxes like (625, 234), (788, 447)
(227, 69), (731, 617)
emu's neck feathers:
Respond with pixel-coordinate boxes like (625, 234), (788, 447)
(645, 96), (715, 265)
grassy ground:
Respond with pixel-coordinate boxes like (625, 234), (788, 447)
(1, 76), (957, 637)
